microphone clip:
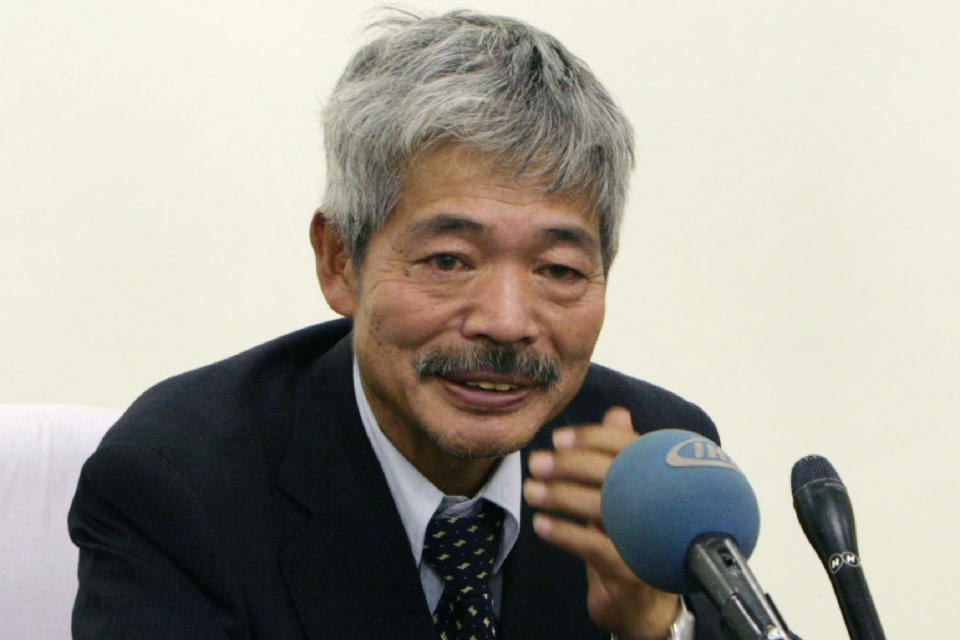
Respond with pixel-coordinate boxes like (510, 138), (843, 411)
(686, 533), (792, 640)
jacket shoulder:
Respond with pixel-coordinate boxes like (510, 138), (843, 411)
(560, 363), (719, 444)
(102, 318), (353, 452)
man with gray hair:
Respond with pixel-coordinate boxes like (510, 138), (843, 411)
(71, 10), (726, 640)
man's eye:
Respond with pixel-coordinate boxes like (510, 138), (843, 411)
(542, 264), (583, 280)
(427, 254), (464, 271)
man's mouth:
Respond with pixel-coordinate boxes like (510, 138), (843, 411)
(462, 380), (518, 392)
(440, 371), (532, 391)
(434, 373), (536, 411)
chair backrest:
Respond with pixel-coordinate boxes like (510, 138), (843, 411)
(1, 404), (120, 640)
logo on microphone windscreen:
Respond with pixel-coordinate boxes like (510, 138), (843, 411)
(665, 436), (741, 471)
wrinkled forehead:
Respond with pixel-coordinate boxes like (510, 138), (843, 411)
(394, 144), (597, 222)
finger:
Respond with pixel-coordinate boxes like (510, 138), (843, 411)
(531, 513), (636, 580)
(552, 423), (636, 456)
(528, 448), (613, 485)
(603, 406), (634, 432)
(524, 478), (602, 522)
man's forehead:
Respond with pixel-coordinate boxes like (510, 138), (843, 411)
(399, 144), (593, 210)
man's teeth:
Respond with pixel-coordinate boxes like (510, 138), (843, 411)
(464, 381), (518, 391)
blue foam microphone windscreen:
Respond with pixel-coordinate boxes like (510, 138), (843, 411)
(601, 429), (760, 594)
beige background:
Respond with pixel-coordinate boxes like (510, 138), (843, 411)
(3, 1), (958, 636)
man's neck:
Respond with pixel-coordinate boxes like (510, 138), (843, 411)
(378, 423), (500, 496)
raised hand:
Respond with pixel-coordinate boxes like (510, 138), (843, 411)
(524, 407), (680, 640)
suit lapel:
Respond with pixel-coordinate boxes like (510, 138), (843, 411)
(276, 335), (436, 640)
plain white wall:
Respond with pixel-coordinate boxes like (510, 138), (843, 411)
(3, 1), (958, 636)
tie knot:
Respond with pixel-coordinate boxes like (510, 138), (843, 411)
(423, 502), (503, 590)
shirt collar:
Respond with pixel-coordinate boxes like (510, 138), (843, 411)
(352, 356), (521, 573)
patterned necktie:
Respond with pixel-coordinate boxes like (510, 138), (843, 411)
(422, 501), (504, 640)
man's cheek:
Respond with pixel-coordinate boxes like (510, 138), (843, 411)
(372, 289), (463, 344)
(551, 305), (605, 356)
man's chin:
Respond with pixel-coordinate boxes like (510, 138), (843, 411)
(422, 417), (539, 460)
(428, 435), (523, 460)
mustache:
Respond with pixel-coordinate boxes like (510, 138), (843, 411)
(413, 345), (561, 387)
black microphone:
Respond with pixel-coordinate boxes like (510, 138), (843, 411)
(791, 455), (886, 640)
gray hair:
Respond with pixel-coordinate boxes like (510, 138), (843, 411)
(321, 9), (634, 271)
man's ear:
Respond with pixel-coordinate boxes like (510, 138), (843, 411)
(309, 209), (357, 317)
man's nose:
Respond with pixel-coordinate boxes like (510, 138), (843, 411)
(461, 266), (539, 345)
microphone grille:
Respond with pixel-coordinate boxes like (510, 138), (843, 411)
(791, 454), (841, 496)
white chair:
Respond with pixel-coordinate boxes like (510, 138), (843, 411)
(1, 404), (120, 640)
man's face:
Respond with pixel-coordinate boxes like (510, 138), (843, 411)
(343, 145), (606, 469)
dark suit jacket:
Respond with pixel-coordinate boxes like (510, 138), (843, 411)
(69, 318), (729, 639)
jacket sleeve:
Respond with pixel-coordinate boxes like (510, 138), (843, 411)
(68, 440), (242, 639)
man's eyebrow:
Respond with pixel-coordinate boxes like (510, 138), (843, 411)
(541, 226), (601, 256)
(404, 214), (600, 255)
(405, 214), (486, 237)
